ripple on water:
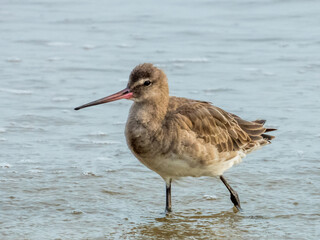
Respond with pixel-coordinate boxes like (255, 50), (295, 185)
(0, 88), (32, 95)
(27, 169), (44, 174)
(101, 189), (123, 195)
(112, 121), (126, 126)
(6, 57), (22, 63)
(18, 158), (39, 164)
(0, 163), (12, 168)
(8, 122), (46, 132)
(12, 114), (74, 127)
(51, 97), (71, 102)
(87, 131), (108, 137)
(46, 41), (72, 47)
(171, 57), (209, 63)
(71, 210), (83, 215)
(47, 57), (63, 61)
(116, 43), (133, 48)
(82, 171), (102, 177)
(203, 194), (218, 200)
(79, 138), (121, 146)
(172, 63), (185, 68)
(203, 88), (235, 93)
(82, 44), (96, 50)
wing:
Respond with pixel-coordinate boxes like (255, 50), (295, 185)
(171, 99), (270, 153)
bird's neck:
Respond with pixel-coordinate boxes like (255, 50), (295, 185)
(129, 96), (169, 128)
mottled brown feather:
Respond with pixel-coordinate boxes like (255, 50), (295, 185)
(166, 97), (274, 153)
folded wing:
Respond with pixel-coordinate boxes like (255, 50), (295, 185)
(172, 100), (275, 153)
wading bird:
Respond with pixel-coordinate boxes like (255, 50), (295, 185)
(75, 63), (276, 213)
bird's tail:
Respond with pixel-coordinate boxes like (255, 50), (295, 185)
(253, 119), (276, 142)
(230, 116), (276, 153)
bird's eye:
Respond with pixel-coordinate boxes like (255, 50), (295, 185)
(144, 80), (151, 86)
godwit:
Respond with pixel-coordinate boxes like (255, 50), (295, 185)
(75, 63), (276, 213)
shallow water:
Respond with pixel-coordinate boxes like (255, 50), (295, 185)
(1, 0), (320, 239)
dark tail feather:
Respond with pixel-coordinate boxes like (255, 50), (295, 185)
(261, 133), (275, 141)
(265, 128), (277, 132)
(253, 119), (277, 133)
(253, 119), (276, 141)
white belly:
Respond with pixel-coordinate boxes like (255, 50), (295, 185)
(137, 152), (245, 180)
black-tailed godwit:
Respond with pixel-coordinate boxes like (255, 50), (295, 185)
(75, 63), (276, 213)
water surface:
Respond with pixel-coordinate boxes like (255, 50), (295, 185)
(1, 0), (320, 239)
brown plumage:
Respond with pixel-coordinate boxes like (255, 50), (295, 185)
(75, 63), (276, 213)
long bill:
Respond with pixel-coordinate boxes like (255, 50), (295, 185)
(74, 87), (133, 110)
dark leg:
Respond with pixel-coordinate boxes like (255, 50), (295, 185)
(220, 175), (242, 211)
(165, 179), (172, 213)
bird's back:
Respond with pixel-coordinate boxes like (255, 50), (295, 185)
(166, 96), (275, 154)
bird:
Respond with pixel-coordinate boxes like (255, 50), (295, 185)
(75, 63), (276, 213)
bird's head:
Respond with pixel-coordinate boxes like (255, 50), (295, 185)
(127, 63), (168, 103)
(74, 63), (169, 110)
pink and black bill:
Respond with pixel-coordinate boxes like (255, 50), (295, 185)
(74, 87), (133, 110)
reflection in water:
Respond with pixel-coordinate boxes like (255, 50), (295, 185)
(126, 211), (256, 239)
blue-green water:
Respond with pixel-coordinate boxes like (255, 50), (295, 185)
(1, 0), (320, 239)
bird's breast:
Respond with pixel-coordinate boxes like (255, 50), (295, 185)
(125, 121), (158, 158)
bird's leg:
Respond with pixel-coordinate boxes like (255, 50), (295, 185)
(220, 175), (242, 211)
(165, 179), (172, 214)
